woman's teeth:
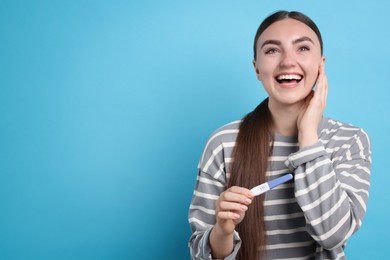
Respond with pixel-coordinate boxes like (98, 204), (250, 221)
(276, 74), (302, 83)
(277, 74), (302, 80)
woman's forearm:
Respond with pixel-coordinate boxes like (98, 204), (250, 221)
(209, 225), (235, 259)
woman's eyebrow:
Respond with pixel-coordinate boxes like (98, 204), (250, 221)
(260, 39), (281, 49)
(260, 36), (314, 49)
(292, 36), (314, 45)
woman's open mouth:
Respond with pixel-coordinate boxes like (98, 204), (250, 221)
(275, 74), (303, 85)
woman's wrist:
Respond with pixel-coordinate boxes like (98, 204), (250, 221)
(209, 225), (235, 259)
(298, 130), (318, 148)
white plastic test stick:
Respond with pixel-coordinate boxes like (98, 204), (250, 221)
(250, 173), (293, 196)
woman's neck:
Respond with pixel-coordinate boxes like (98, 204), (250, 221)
(268, 100), (302, 137)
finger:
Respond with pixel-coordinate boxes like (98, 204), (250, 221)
(217, 211), (241, 220)
(313, 64), (327, 106)
(315, 65), (325, 96)
(220, 189), (253, 205)
(218, 201), (248, 212)
(302, 90), (314, 110)
(319, 64), (328, 106)
(228, 186), (254, 198)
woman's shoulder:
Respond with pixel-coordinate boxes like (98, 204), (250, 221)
(319, 117), (370, 143)
(207, 120), (241, 141)
(200, 120), (241, 154)
(198, 120), (241, 170)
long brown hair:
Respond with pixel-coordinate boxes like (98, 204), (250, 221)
(228, 11), (323, 260)
(228, 98), (273, 260)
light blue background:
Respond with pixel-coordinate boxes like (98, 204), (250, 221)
(1, 1), (388, 259)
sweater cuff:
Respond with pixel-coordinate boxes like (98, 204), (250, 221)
(203, 229), (241, 260)
(285, 142), (327, 171)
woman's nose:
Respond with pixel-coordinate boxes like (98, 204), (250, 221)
(280, 52), (296, 68)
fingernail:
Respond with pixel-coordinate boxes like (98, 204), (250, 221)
(241, 205), (248, 210)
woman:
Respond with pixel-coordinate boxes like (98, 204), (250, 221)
(188, 10), (371, 260)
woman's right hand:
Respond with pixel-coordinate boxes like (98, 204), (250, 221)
(297, 62), (328, 148)
(214, 186), (254, 236)
(209, 186), (254, 258)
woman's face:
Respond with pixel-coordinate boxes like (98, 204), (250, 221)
(253, 18), (324, 107)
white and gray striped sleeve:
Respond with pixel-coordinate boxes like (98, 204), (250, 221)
(188, 124), (241, 260)
(188, 169), (241, 260)
(285, 127), (372, 250)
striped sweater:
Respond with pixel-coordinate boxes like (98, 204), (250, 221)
(188, 117), (371, 260)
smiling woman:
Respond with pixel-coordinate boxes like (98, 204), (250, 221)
(254, 18), (324, 115)
(188, 10), (371, 260)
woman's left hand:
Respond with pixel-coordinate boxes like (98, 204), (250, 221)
(297, 63), (328, 148)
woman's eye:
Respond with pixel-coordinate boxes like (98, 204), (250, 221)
(298, 46), (310, 52)
(265, 48), (278, 54)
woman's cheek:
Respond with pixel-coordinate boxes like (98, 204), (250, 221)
(308, 72), (319, 89)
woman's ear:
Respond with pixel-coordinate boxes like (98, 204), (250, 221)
(321, 56), (326, 66)
(253, 60), (262, 81)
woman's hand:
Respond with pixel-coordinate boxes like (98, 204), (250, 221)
(209, 186), (254, 258)
(297, 63), (328, 148)
(214, 186), (254, 235)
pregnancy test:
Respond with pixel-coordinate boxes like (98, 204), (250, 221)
(250, 173), (293, 196)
